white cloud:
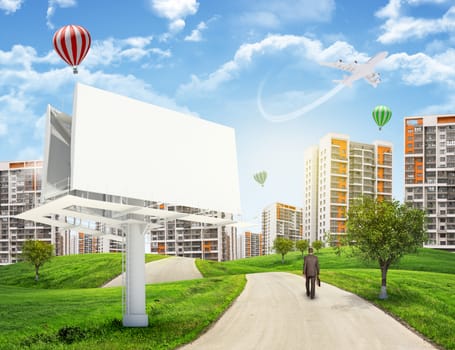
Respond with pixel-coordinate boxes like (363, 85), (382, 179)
(122, 36), (154, 48)
(0, 0), (22, 14)
(34, 114), (46, 140)
(418, 94), (455, 115)
(383, 50), (455, 86)
(150, 0), (199, 34)
(46, 0), (77, 29)
(185, 21), (207, 42)
(407, 0), (450, 4)
(81, 71), (196, 115)
(0, 45), (40, 70)
(0, 88), (42, 159)
(0, 36), (170, 78)
(177, 34), (361, 95)
(178, 31), (455, 98)
(169, 18), (186, 33)
(376, 1), (455, 44)
(151, 0), (198, 20)
(77, 36), (171, 68)
(375, 0), (401, 19)
(0, 37), (193, 161)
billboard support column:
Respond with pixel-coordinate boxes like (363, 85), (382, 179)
(123, 222), (148, 327)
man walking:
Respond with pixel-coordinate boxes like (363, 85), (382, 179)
(303, 247), (320, 299)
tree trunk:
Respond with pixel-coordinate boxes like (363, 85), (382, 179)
(281, 254), (285, 264)
(35, 265), (39, 282)
(379, 262), (389, 299)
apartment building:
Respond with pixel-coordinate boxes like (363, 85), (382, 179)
(262, 202), (303, 254)
(74, 232), (123, 254)
(244, 231), (265, 257)
(149, 205), (237, 261)
(404, 114), (455, 249)
(0, 160), (55, 264)
(304, 133), (392, 244)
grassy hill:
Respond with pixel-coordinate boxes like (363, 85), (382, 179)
(0, 248), (454, 349)
(196, 247), (455, 277)
(0, 254), (245, 350)
(0, 253), (167, 289)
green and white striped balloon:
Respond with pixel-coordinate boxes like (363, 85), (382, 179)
(253, 171), (267, 187)
(372, 105), (392, 130)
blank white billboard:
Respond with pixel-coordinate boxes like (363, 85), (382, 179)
(42, 106), (72, 200)
(70, 84), (241, 214)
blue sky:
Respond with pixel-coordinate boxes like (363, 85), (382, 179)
(1, 0), (455, 224)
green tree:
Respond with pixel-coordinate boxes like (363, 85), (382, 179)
(347, 197), (427, 299)
(312, 240), (323, 253)
(273, 237), (294, 264)
(21, 240), (54, 281)
(295, 240), (309, 257)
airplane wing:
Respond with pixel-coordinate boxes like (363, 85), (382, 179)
(319, 61), (356, 73)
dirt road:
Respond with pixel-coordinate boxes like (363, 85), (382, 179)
(102, 256), (202, 287)
(180, 272), (436, 350)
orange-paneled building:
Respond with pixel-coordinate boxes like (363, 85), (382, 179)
(149, 204), (237, 261)
(0, 160), (56, 264)
(244, 231), (265, 257)
(304, 133), (392, 245)
(404, 114), (455, 249)
(262, 202), (303, 254)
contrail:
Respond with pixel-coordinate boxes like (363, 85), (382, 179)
(257, 78), (345, 123)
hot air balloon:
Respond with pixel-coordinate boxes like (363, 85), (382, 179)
(53, 24), (91, 74)
(253, 171), (267, 187)
(372, 105), (392, 130)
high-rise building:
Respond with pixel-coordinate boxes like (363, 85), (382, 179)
(0, 160), (126, 263)
(244, 231), (265, 257)
(404, 114), (455, 249)
(262, 202), (303, 254)
(0, 160), (56, 264)
(304, 133), (392, 244)
(149, 204), (237, 261)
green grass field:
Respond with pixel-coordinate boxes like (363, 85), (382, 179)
(196, 248), (455, 350)
(0, 265), (245, 349)
(0, 248), (454, 349)
(196, 247), (455, 276)
(0, 253), (166, 289)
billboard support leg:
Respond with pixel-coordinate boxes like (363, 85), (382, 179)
(123, 222), (148, 327)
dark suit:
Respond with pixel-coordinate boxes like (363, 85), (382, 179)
(303, 254), (320, 299)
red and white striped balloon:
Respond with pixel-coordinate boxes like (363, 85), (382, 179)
(53, 25), (91, 74)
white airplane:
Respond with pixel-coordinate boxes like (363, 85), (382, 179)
(319, 51), (388, 88)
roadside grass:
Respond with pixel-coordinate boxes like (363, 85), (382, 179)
(321, 269), (455, 350)
(0, 275), (246, 350)
(196, 247), (455, 277)
(0, 253), (166, 289)
(1, 248), (454, 349)
(196, 248), (455, 350)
